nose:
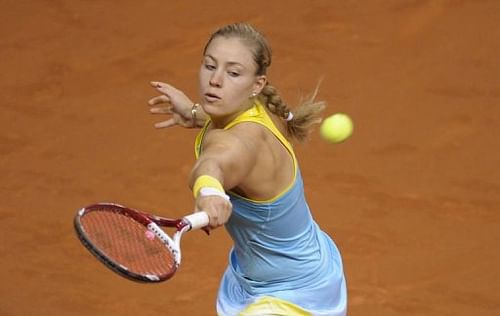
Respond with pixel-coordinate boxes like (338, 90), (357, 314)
(209, 71), (223, 87)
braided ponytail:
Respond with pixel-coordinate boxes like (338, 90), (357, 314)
(260, 84), (287, 118)
(259, 83), (325, 142)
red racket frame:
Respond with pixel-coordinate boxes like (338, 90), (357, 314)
(74, 203), (191, 282)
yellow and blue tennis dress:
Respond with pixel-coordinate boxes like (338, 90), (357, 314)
(195, 101), (347, 316)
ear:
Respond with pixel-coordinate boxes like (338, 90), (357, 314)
(253, 75), (267, 95)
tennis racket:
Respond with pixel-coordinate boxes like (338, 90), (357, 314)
(74, 202), (209, 283)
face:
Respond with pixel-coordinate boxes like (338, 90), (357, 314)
(199, 36), (266, 125)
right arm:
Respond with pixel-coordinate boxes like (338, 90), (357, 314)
(189, 126), (259, 229)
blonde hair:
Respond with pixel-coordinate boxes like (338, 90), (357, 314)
(204, 23), (325, 142)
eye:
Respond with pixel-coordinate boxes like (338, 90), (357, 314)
(204, 63), (216, 70)
(228, 71), (240, 77)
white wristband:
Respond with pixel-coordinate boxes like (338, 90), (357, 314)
(199, 187), (230, 201)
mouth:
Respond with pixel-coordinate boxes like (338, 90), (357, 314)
(204, 92), (221, 103)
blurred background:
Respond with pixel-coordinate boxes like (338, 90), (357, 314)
(1, 0), (499, 315)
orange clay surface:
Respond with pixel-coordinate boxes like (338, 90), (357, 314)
(1, 1), (499, 315)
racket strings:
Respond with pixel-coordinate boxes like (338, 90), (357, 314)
(80, 210), (176, 277)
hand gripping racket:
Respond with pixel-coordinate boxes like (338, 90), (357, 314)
(74, 202), (209, 283)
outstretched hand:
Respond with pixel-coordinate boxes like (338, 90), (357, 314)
(148, 81), (196, 128)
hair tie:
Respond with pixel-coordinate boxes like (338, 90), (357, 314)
(285, 112), (294, 121)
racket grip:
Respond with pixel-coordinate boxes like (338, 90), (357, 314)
(184, 212), (209, 230)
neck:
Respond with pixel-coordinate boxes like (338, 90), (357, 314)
(210, 113), (239, 129)
(210, 100), (256, 129)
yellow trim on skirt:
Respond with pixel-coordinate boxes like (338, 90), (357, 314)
(238, 296), (312, 316)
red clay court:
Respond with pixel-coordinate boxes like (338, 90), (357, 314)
(1, 1), (499, 315)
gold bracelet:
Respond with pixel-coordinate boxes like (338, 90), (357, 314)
(191, 103), (200, 127)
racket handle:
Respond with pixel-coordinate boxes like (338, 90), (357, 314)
(184, 212), (209, 230)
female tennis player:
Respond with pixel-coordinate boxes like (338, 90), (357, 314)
(148, 23), (347, 316)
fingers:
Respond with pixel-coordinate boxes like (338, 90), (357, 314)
(150, 106), (172, 114)
(150, 81), (166, 88)
(148, 95), (170, 106)
(196, 196), (232, 229)
(149, 81), (191, 129)
(151, 81), (175, 94)
(154, 119), (176, 129)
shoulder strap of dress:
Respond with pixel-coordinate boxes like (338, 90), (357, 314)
(224, 101), (295, 160)
(194, 120), (210, 159)
(194, 101), (296, 164)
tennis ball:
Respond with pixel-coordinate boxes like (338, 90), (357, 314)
(320, 113), (353, 143)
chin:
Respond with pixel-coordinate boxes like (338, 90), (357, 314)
(201, 103), (221, 117)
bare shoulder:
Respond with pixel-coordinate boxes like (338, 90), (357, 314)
(197, 123), (265, 190)
(198, 123), (264, 174)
